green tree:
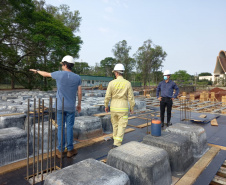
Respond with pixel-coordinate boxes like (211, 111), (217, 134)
(73, 62), (90, 75)
(0, 0), (82, 90)
(89, 63), (106, 76)
(34, 1), (81, 33)
(100, 57), (116, 77)
(134, 40), (167, 87)
(199, 72), (212, 76)
(0, 0), (36, 89)
(171, 70), (191, 84)
(151, 71), (163, 85)
(112, 40), (135, 80)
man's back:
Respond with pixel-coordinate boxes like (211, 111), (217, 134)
(105, 76), (135, 112)
(51, 71), (81, 111)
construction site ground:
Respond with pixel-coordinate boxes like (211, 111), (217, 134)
(0, 102), (226, 185)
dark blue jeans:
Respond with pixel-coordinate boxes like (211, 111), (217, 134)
(57, 110), (75, 152)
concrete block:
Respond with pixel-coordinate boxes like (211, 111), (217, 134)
(2, 96), (18, 101)
(0, 114), (26, 129)
(0, 127), (31, 166)
(22, 95), (32, 100)
(133, 99), (146, 111)
(100, 115), (113, 133)
(44, 158), (130, 185)
(73, 116), (103, 140)
(86, 106), (101, 116)
(166, 123), (208, 158)
(107, 141), (172, 185)
(143, 131), (194, 174)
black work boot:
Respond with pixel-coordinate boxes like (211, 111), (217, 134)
(167, 122), (172, 127)
(112, 145), (118, 149)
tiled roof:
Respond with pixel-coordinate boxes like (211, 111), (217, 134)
(80, 75), (113, 81)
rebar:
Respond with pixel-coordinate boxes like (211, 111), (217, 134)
(26, 99), (30, 181)
(33, 98), (36, 184)
(46, 97), (50, 174)
(50, 97), (53, 173)
(26, 98), (59, 183)
(54, 98), (57, 171)
(60, 97), (64, 169)
(41, 99), (44, 181)
(37, 99), (40, 178)
(180, 98), (191, 121)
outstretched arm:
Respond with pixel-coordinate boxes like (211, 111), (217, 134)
(29, 69), (51, 77)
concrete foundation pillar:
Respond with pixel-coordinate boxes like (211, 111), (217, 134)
(73, 116), (103, 140)
(44, 158), (130, 185)
(143, 131), (194, 175)
(107, 141), (172, 185)
(166, 123), (208, 158)
(0, 127), (31, 166)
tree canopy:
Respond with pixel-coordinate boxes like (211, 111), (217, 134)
(170, 70), (191, 84)
(112, 40), (135, 80)
(199, 72), (212, 76)
(134, 40), (166, 86)
(100, 57), (116, 77)
(0, 0), (82, 89)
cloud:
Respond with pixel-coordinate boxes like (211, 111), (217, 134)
(102, 0), (128, 8)
(102, 0), (109, 3)
(98, 27), (109, 33)
(105, 7), (113, 13)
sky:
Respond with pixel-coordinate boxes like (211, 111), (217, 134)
(45, 0), (226, 75)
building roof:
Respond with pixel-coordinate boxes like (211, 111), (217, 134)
(214, 50), (226, 75)
(80, 75), (113, 81)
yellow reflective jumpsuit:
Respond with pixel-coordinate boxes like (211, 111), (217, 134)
(104, 76), (135, 146)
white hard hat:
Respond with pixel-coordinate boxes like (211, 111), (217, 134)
(61, 55), (75, 64)
(112, 63), (125, 73)
(163, 70), (171, 76)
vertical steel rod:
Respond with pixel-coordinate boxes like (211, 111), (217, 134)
(60, 97), (64, 168)
(50, 97), (53, 173)
(26, 99), (30, 181)
(33, 98), (36, 184)
(46, 97), (50, 174)
(41, 100), (44, 181)
(54, 98), (57, 171)
(37, 99), (40, 178)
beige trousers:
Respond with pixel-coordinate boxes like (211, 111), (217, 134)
(111, 112), (128, 146)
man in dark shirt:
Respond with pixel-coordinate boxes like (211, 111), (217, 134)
(156, 70), (179, 127)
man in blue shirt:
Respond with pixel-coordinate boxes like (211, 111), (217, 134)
(30, 55), (82, 158)
(156, 70), (179, 127)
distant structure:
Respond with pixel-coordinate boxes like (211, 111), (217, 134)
(80, 75), (113, 87)
(199, 75), (213, 81)
(213, 50), (226, 84)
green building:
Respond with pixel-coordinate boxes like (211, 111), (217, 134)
(80, 75), (113, 87)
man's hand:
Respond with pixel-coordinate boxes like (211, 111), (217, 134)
(158, 97), (162, 101)
(76, 105), (81, 113)
(130, 110), (134, 114)
(30, 69), (38, 73)
(105, 107), (109, 113)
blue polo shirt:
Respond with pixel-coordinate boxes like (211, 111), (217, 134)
(156, 80), (179, 98)
(51, 71), (81, 111)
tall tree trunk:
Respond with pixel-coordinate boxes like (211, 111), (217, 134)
(11, 74), (15, 89)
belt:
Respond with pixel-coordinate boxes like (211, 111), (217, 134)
(161, 97), (172, 99)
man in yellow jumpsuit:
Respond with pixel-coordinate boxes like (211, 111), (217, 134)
(104, 63), (135, 148)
